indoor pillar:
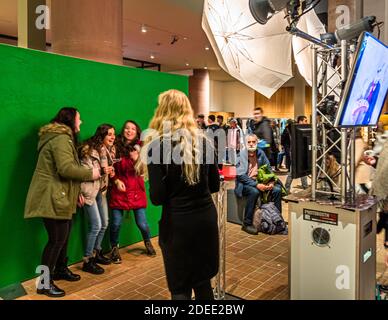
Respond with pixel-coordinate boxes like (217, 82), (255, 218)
(18, 0), (47, 50)
(189, 69), (210, 116)
(293, 69), (306, 120)
(328, 0), (363, 32)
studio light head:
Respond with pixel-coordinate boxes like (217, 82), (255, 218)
(320, 33), (337, 46)
(335, 16), (376, 42)
(249, 0), (290, 25)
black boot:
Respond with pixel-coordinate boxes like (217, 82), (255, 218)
(241, 224), (259, 235)
(52, 258), (81, 282)
(37, 280), (65, 298)
(82, 257), (105, 275)
(95, 249), (111, 265)
(144, 240), (156, 256)
(110, 246), (122, 264)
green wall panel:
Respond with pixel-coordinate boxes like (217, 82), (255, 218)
(0, 44), (188, 289)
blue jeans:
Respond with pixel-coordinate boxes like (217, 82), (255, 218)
(110, 208), (151, 247)
(242, 184), (283, 226)
(242, 185), (260, 226)
(83, 192), (109, 258)
(277, 151), (285, 167)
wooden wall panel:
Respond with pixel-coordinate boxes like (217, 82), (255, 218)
(254, 87), (294, 119)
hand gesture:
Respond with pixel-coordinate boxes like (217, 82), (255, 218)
(130, 150), (139, 162)
(103, 166), (114, 175)
(115, 179), (126, 192)
(77, 194), (85, 208)
(256, 184), (267, 192)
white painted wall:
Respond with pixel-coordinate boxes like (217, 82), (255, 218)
(209, 80), (255, 117)
(223, 82), (255, 117)
(209, 80), (223, 112)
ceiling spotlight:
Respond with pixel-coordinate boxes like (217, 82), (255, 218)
(205, 46), (210, 50)
(183, 37), (188, 40)
(185, 62), (190, 66)
(204, 66), (208, 70)
(141, 24), (147, 33)
(150, 54), (155, 60)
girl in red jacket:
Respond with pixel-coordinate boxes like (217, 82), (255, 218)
(109, 120), (156, 263)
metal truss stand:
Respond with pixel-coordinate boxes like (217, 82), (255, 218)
(213, 179), (227, 300)
(212, 179), (242, 300)
(311, 40), (357, 203)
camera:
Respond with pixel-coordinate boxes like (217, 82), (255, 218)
(318, 95), (338, 122)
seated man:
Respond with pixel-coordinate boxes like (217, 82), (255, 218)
(235, 134), (283, 235)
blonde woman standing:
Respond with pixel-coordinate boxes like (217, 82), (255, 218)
(142, 90), (220, 300)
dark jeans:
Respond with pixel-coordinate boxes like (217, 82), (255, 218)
(242, 184), (283, 226)
(171, 279), (214, 300)
(42, 218), (72, 274)
(284, 148), (291, 171)
(225, 148), (239, 165)
(270, 149), (279, 168)
(242, 185), (260, 226)
(277, 151), (285, 167)
(110, 208), (151, 247)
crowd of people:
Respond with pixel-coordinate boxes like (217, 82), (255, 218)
(24, 90), (388, 300)
(24, 108), (156, 298)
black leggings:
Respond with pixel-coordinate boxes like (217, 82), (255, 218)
(42, 218), (72, 274)
(171, 280), (214, 300)
(377, 213), (388, 239)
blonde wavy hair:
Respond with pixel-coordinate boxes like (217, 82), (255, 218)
(139, 89), (206, 185)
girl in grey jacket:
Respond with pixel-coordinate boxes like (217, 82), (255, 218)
(79, 124), (116, 275)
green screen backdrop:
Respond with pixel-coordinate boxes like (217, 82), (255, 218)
(0, 44), (188, 289)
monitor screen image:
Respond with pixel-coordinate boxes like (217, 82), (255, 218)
(291, 124), (312, 179)
(335, 32), (388, 127)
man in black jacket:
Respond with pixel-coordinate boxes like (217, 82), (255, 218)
(207, 115), (220, 132)
(284, 116), (308, 192)
(247, 107), (274, 159)
(196, 114), (207, 130)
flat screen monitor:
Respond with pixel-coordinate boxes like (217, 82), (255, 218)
(334, 32), (388, 127)
(291, 124), (312, 179)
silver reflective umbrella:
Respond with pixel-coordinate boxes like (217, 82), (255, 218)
(202, 0), (293, 98)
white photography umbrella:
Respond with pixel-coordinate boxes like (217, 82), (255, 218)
(203, 0), (333, 98)
(202, 0), (293, 98)
(292, 10), (326, 86)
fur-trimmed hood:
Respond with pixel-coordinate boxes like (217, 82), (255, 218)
(38, 123), (73, 152)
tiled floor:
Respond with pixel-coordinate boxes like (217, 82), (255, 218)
(18, 216), (388, 300)
(18, 222), (288, 301)
(17, 170), (388, 300)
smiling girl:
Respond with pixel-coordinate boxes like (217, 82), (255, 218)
(79, 124), (116, 274)
(109, 120), (156, 263)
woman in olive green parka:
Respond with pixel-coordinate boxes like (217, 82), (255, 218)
(24, 107), (100, 298)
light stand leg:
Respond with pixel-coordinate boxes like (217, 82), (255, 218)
(213, 180), (226, 300)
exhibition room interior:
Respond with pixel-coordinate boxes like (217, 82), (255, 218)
(0, 0), (388, 301)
